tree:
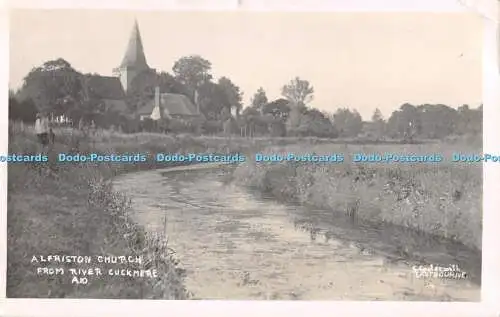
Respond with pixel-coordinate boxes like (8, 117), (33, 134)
(386, 103), (421, 139)
(172, 55), (213, 98)
(240, 106), (270, 136)
(125, 70), (190, 112)
(251, 87), (268, 113)
(455, 104), (482, 136)
(458, 104), (470, 113)
(241, 106), (260, 125)
(417, 104), (457, 139)
(286, 103), (307, 133)
(372, 108), (384, 122)
(399, 103), (421, 134)
(294, 108), (337, 137)
(158, 72), (190, 96)
(197, 81), (230, 120)
(9, 95), (37, 123)
(18, 58), (84, 115)
(195, 77), (243, 121)
(217, 77), (243, 118)
(66, 97), (107, 124)
(386, 111), (404, 138)
(370, 108), (386, 138)
(125, 70), (160, 112)
(332, 108), (363, 137)
(472, 104), (483, 136)
(281, 77), (314, 108)
(262, 98), (291, 121)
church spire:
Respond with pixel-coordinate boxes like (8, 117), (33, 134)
(119, 19), (149, 70)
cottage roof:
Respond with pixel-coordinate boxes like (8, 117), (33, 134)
(103, 99), (129, 114)
(137, 93), (202, 118)
(161, 93), (199, 116)
(84, 75), (126, 100)
(137, 101), (155, 115)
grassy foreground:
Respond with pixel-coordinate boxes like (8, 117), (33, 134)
(6, 123), (267, 299)
(232, 139), (483, 251)
(7, 121), (483, 298)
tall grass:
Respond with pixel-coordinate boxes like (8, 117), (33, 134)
(232, 142), (483, 251)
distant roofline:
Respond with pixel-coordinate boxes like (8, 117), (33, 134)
(137, 92), (203, 117)
(88, 74), (119, 80)
(113, 67), (156, 73)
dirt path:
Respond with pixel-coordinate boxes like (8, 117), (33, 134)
(113, 166), (480, 301)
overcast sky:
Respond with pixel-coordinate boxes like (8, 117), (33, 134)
(9, 10), (482, 119)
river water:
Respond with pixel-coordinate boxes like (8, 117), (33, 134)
(112, 165), (481, 301)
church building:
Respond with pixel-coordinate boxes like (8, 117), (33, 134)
(112, 20), (153, 94)
(17, 20), (204, 125)
(80, 20), (203, 122)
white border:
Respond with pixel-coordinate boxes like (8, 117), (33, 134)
(1, 0), (499, 316)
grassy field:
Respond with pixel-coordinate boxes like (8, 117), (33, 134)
(6, 123), (267, 298)
(6, 121), (482, 298)
(232, 139), (483, 251)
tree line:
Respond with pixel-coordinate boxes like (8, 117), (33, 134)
(9, 56), (482, 140)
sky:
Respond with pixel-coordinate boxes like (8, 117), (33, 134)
(9, 10), (483, 120)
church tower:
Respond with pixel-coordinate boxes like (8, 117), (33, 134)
(113, 20), (151, 93)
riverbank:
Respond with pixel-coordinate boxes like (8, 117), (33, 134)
(231, 141), (483, 252)
(6, 123), (264, 298)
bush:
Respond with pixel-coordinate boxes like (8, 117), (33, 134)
(168, 118), (196, 134)
(202, 120), (223, 135)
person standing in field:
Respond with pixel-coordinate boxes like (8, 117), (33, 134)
(49, 127), (55, 144)
(35, 112), (50, 146)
